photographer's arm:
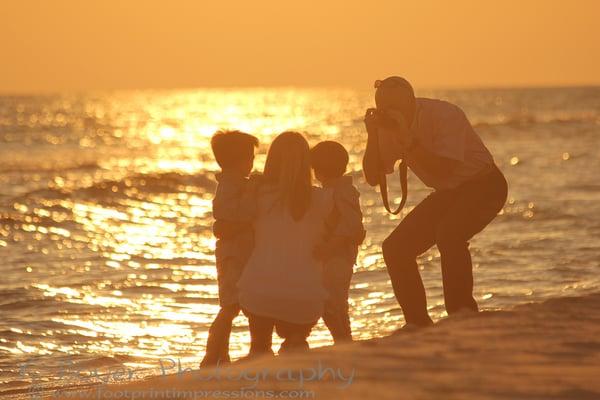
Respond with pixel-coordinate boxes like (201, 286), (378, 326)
(362, 109), (382, 187)
(362, 132), (381, 187)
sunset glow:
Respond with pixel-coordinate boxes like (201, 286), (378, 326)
(2, 0), (600, 93)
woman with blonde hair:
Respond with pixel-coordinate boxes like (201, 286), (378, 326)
(237, 131), (333, 355)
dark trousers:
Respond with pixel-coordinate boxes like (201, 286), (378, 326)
(382, 166), (508, 326)
(201, 304), (240, 366)
(245, 311), (316, 356)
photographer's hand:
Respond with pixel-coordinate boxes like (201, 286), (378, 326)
(364, 108), (378, 136)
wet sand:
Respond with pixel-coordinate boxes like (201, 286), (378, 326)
(51, 293), (600, 400)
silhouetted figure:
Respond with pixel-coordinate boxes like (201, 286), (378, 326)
(237, 132), (333, 355)
(201, 130), (259, 367)
(311, 141), (365, 343)
(362, 77), (508, 328)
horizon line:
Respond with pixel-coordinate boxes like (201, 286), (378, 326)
(1, 82), (600, 96)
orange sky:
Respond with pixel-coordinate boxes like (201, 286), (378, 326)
(1, 0), (599, 93)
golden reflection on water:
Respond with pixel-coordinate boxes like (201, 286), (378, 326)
(0, 89), (380, 374)
(3, 88), (562, 382)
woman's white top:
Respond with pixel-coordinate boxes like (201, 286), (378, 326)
(238, 185), (334, 324)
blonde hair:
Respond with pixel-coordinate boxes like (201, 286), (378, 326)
(263, 131), (312, 220)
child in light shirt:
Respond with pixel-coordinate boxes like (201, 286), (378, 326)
(311, 141), (365, 343)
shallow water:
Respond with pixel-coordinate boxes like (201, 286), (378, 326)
(1, 87), (599, 394)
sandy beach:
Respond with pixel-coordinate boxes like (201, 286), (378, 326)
(47, 292), (600, 400)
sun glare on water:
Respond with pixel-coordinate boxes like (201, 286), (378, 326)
(0, 89), (375, 380)
(4, 87), (594, 387)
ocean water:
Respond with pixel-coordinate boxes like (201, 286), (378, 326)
(1, 87), (599, 395)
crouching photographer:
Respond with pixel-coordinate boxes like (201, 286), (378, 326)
(362, 76), (508, 329)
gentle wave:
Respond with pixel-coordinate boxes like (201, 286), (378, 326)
(472, 113), (599, 129)
(0, 162), (101, 175)
(10, 172), (216, 203)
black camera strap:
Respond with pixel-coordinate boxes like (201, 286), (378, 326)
(379, 159), (408, 215)
(373, 126), (408, 215)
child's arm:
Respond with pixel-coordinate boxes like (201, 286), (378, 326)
(237, 173), (262, 218)
(213, 220), (251, 239)
(212, 175), (263, 239)
(314, 183), (366, 261)
(332, 184), (366, 246)
(212, 175), (260, 223)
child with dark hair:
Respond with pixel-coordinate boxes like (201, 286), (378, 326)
(310, 141), (365, 344)
(202, 130), (259, 367)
